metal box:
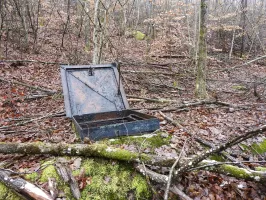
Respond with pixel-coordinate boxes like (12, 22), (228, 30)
(60, 63), (160, 141)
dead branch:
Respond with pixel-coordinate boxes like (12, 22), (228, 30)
(151, 55), (188, 58)
(135, 164), (192, 200)
(55, 162), (80, 199)
(121, 70), (174, 76)
(0, 169), (53, 200)
(0, 121), (265, 173)
(126, 95), (179, 103)
(0, 111), (65, 131)
(129, 98), (235, 109)
(221, 54), (266, 72)
(120, 60), (170, 70)
(0, 76), (57, 94)
(164, 140), (187, 200)
(159, 111), (248, 169)
(159, 111), (182, 128)
(0, 142), (176, 166)
(25, 94), (50, 100)
(174, 124), (266, 179)
(190, 160), (266, 181)
(170, 186), (193, 200)
(0, 59), (66, 65)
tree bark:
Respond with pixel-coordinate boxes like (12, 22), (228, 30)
(240, 0), (247, 57)
(0, 142), (175, 166)
(195, 0), (208, 99)
(0, 169), (53, 200)
(0, 136), (266, 182)
(92, 0), (101, 64)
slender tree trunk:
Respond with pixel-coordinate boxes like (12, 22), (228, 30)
(61, 0), (71, 48)
(195, 0), (208, 99)
(84, 0), (90, 49)
(240, 0), (247, 57)
(92, 0), (101, 64)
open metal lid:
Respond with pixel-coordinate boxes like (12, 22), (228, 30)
(60, 63), (129, 117)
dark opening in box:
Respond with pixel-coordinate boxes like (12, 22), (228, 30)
(73, 110), (159, 140)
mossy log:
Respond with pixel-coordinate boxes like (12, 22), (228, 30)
(0, 142), (266, 183)
(0, 142), (175, 166)
(198, 160), (266, 182)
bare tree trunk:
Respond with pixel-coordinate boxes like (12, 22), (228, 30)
(240, 0), (247, 57)
(84, 0), (90, 49)
(195, 0), (208, 99)
(135, 0), (140, 28)
(61, 0), (71, 48)
(13, 0), (29, 49)
(92, 0), (101, 64)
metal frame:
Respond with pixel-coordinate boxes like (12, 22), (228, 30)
(60, 63), (129, 117)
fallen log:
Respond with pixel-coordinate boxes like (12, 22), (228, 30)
(0, 142), (176, 166)
(0, 137), (266, 182)
(0, 169), (53, 200)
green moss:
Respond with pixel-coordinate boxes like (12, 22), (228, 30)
(255, 166), (266, 171)
(0, 183), (22, 200)
(100, 132), (171, 152)
(220, 164), (251, 179)
(86, 143), (153, 164)
(239, 139), (266, 155)
(231, 85), (247, 91)
(132, 174), (151, 199)
(209, 154), (225, 162)
(0, 157), (150, 200)
(25, 172), (39, 182)
(239, 143), (249, 151)
(38, 160), (75, 199)
(39, 164), (60, 183)
(78, 158), (151, 200)
(133, 31), (146, 40)
(251, 140), (266, 154)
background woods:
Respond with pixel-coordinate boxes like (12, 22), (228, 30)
(1, 0), (266, 199)
(1, 0), (266, 62)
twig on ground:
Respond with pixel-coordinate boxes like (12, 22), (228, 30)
(174, 124), (266, 178)
(188, 160), (266, 171)
(0, 59), (66, 65)
(25, 94), (50, 100)
(135, 164), (192, 200)
(121, 70), (174, 76)
(221, 54), (266, 72)
(131, 98), (237, 110)
(156, 108), (190, 112)
(159, 111), (182, 128)
(0, 76), (57, 94)
(127, 96), (179, 103)
(120, 60), (170, 70)
(164, 140), (187, 200)
(170, 186), (193, 200)
(249, 145), (265, 161)
(0, 111), (65, 131)
(159, 111), (248, 169)
(151, 55), (188, 58)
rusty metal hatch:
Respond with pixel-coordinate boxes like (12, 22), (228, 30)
(60, 63), (160, 141)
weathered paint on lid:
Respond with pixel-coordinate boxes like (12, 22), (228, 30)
(60, 63), (129, 117)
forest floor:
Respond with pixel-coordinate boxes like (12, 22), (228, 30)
(1, 33), (266, 199)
